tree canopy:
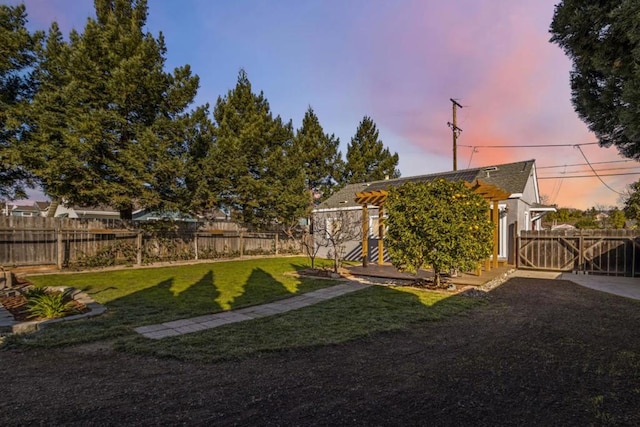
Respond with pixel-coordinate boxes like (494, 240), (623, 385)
(385, 179), (493, 287)
(0, 4), (40, 199)
(293, 106), (343, 201)
(211, 70), (308, 229)
(343, 116), (400, 184)
(26, 0), (200, 218)
(550, 0), (640, 160)
(3, 1), (403, 231)
(623, 179), (640, 223)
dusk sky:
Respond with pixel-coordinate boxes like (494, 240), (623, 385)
(10, 0), (640, 210)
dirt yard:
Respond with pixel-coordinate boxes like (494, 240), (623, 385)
(2, 277), (639, 426)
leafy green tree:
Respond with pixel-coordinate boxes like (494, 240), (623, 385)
(343, 116), (400, 184)
(609, 208), (626, 229)
(0, 4), (41, 199)
(26, 0), (200, 219)
(623, 180), (640, 223)
(385, 179), (493, 287)
(550, 0), (640, 160)
(212, 70), (307, 229)
(574, 217), (599, 229)
(293, 106), (344, 201)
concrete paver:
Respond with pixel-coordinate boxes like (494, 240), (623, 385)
(134, 282), (370, 340)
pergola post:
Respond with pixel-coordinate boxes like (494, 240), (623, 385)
(485, 204), (492, 272)
(362, 205), (369, 267)
(378, 205), (385, 265)
(492, 200), (499, 268)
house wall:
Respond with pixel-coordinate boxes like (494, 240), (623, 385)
(315, 199), (530, 265)
(312, 208), (366, 261)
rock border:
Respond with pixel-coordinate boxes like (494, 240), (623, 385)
(0, 286), (106, 334)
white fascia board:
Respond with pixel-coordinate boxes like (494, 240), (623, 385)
(530, 207), (557, 212)
(508, 193), (523, 199)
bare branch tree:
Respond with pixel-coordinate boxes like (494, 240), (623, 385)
(314, 210), (362, 273)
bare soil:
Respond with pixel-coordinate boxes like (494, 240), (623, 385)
(2, 277), (640, 426)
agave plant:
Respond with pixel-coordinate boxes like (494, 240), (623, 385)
(26, 289), (78, 320)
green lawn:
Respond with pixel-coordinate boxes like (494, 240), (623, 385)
(119, 285), (483, 363)
(13, 257), (337, 347)
(9, 257), (484, 360)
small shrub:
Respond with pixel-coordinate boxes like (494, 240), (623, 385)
(22, 287), (48, 299)
(26, 289), (79, 320)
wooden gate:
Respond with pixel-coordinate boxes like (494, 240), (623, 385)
(517, 230), (640, 277)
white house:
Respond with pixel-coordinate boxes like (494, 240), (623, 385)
(312, 159), (554, 265)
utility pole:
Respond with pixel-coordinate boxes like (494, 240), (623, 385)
(447, 98), (463, 171)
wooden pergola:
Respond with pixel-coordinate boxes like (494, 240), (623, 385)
(355, 179), (511, 272)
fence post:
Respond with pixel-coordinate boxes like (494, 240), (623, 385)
(239, 232), (244, 257)
(56, 228), (64, 269)
(274, 232), (279, 256)
(136, 231), (143, 266)
(194, 232), (199, 260)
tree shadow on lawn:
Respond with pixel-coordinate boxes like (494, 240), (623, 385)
(120, 284), (484, 363)
(13, 262), (341, 349)
(229, 268), (292, 309)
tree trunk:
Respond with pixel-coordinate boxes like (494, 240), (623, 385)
(433, 270), (441, 288)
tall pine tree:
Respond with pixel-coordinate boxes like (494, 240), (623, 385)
(343, 116), (400, 184)
(293, 106), (343, 201)
(26, 0), (200, 218)
(0, 4), (41, 199)
(212, 70), (307, 229)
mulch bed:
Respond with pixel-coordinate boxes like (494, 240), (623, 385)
(1, 277), (640, 425)
(0, 292), (88, 322)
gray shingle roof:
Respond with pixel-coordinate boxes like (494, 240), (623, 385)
(316, 159), (535, 210)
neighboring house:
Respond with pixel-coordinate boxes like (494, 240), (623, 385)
(133, 209), (197, 223)
(312, 159), (554, 265)
(551, 223), (577, 231)
(34, 201), (51, 217)
(8, 203), (41, 217)
(1, 201), (50, 217)
(54, 204), (121, 220)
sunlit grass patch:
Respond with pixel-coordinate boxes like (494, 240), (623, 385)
(118, 285), (484, 363)
(10, 257), (337, 348)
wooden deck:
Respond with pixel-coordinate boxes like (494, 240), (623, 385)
(345, 263), (514, 287)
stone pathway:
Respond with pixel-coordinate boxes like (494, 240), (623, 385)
(134, 281), (370, 340)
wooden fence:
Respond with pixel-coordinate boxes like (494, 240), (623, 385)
(0, 217), (302, 268)
(517, 229), (640, 277)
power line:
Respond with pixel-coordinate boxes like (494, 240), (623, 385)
(539, 165), (640, 175)
(574, 145), (626, 195)
(538, 172), (640, 179)
(458, 142), (599, 149)
(537, 159), (634, 169)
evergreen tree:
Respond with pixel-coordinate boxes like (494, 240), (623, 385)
(26, 0), (200, 218)
(0, 5), (41, 199)
(293, 106), (343, 201)
(212, 70), (307, 229)
(184, 104), (218, 217)
(343, 116), (400, 184)
(550, 0), (640, 160)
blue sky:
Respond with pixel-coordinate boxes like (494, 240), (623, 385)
(9, 0), (640, 209)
